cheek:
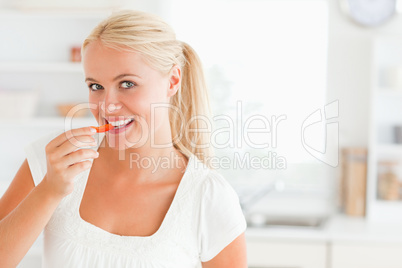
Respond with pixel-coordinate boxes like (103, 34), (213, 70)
(88, 92), (97, 105)
(88, 93), (101, 118)
(125, 92), (163, 127)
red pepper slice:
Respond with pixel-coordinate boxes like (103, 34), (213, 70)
(90, 124), (115, 133)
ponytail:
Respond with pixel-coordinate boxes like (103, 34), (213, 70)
(170, 42), (214, 168)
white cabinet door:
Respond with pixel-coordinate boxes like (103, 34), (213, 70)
(331, 241), (402, 268)
(247, 238), (327, 268)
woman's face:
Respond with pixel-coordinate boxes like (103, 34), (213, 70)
(82, 41), (180, 150)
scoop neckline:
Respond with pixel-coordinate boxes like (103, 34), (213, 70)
(75, 132), (193, 240)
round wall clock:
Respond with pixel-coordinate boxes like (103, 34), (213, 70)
(340, 0), (397, 27)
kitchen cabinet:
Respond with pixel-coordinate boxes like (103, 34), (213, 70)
(246, 238), (327, 268)
(246, 236), (402, 268)
(330, 241), (402, 268)
(246, 215), (402, 268)
(367, 35), (402, 223)
(0, 8), (107, 182)
(0, 9), (110, 118)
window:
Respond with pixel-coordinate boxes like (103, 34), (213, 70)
(169, 0), (329, 192)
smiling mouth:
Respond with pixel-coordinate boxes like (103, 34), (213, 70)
(106, 118), (135, 129)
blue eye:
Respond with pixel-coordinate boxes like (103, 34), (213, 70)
(89, 84), (103, 91)
(121, 81), (135, 89)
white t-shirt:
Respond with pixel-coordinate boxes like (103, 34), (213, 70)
(24, 130), (247, 268)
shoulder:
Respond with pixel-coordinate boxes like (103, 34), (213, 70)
(186, 154), (240, 203)
(187, 155), (247, 262)
(203, 169), (238, 198)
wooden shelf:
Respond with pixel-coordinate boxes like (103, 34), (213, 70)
(0, 62), (84, 73)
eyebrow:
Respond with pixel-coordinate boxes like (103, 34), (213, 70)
(85, 73), (141, 83)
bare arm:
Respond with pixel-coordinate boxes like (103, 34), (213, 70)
(0, 159), (35, 221)
(0, 127), (98, 267)
(202, 232), (248, 268)
(0, 161), (63, 267)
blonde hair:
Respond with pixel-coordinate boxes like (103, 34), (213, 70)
(82, 9), (214, 167)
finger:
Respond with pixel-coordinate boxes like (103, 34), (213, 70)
(66, 160), (93, 177)
(57, 136), (98, 156)
(63, 149), (99, 166)
(51, 127), (97, 148)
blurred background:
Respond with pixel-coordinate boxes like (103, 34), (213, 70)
(2, 0), (402, 267)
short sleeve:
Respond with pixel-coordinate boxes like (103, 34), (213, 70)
(198, 171), (247, 262)
(24, 129), (63, 186)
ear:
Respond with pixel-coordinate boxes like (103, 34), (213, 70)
(167, 65), (181, 98)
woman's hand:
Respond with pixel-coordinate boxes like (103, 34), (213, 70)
(42, 127), (99, 198)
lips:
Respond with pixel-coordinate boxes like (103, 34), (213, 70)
(105, 117), (135, 129)
(109, 120), (134, 134)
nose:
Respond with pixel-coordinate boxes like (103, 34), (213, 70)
(100, 102), (123, 113)
(100, 90), (123, 114)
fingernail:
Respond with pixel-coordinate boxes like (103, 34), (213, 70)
(90, 128), (97, 133)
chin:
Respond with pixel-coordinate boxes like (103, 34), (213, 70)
(105, 134), (145, 150)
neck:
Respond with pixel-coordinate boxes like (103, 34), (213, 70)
(97, 137), (188, 184)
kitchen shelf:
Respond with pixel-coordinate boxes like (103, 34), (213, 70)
(377, 144), (402, 157)
(0, 62), (83, 73)
(369, 200), (402, 223)
(376, 88), (402, 98)
(0, 10), (104, 133)
(367, 35), (402, 223)
(0, 116), (96, 128)
(0, 8), (112, 19)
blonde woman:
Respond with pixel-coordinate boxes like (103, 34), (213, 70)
(0, 10), (247, 267)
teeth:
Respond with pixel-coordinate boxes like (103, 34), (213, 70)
(109, 118), (133, 127)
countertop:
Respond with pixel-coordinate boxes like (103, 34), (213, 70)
(245, 214), (402, 244)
